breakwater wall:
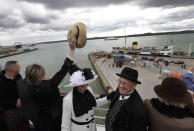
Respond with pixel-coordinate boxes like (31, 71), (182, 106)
(0, 48), (38, 59)
(89, 53), (113, 93)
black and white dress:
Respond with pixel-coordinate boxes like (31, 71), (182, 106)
(61, 86), (108, 131)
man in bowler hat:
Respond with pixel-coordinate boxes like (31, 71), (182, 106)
(95, 67), (149, 131)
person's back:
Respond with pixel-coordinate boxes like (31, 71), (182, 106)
(17, 41), (75, 131)
(144, 77), (194, 131)
(145, 99), (194, 131)
(17, 77), (63, 131)
(0, 72), (18, 110)
(0, 61), (21, 111)
(17, 80), (40, 120)
(0, 61), (29, 131)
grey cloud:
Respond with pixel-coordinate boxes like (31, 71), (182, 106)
(0, 16), (23, 30)
(17, 0), (131, 9)
(40, 23), (71, 31)
(148, 8), (194, 26)
(40, 19), (136, 32)
(88, 20), (136, 32)
(17, 0), (194, 9)
(150, 22), (194, 32)
(24, 15), (51, 24)
(166, 10), (194, 21)
(139, 0), (194, 8)
(22, 12), (57, 24)
(154, 26), (182, 31)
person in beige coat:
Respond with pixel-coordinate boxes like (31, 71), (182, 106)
(144, 77), (194, 131)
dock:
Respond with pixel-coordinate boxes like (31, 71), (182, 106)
(0, 48), (38, 59)
(89, 52), (192, 100)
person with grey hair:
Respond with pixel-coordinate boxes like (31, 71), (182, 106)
(0, 61), (28, 130)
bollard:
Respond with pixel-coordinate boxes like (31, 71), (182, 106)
(160, 64), (162, 74)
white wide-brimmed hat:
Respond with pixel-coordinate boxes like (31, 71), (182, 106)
(65, 69), (98, 87)
(67, 22), (87, 48)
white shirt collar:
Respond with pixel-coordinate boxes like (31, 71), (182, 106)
(187, 70), (193, 73)
(119, 90), (134, 100)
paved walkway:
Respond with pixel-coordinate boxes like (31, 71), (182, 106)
(96, 58), (188, 100)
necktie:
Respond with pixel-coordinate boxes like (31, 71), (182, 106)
(120, 93), (131, 100)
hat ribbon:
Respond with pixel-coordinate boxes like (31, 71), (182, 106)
(75, 26), (80, 46)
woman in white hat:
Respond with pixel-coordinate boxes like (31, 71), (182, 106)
(61, 66), (108, 131)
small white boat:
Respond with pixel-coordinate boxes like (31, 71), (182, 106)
(139, 47), (156, 55)
(139, 40), (175, 57)
(156, 40), (175, 56)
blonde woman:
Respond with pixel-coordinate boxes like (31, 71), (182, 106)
(17, 39), (76, 131)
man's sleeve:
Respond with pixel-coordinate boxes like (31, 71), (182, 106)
(182, 73), (194, 92)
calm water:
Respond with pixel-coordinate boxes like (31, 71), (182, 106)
(1, 33), (194, 93)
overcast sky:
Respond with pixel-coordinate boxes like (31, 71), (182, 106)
(1, 0), (194, 45)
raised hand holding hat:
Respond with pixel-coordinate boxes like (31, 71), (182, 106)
(67, 22), (87, 48)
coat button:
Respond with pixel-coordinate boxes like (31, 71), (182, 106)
(91, 115), (93, 117)
(87, 125), (89, 128)
(86, 118), (88, 121)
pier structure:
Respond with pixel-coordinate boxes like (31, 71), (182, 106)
(0, 48), (38, 58)
(89, 52), (193, 100)
(89, 53), (113, 93)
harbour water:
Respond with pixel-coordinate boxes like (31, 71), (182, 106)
(0, 33), (194, 94)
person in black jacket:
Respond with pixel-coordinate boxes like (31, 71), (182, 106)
(17, 38), (76, 131)
(0, 61), (21, 111)
(95, 67), (149, 131)
(0, 61), (28, 131)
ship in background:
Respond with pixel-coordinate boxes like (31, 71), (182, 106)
(104, 37), (119, 41)
(155, 40), (175, 56)
(112, 40), (176, 57)
(139, 40), (175, 57)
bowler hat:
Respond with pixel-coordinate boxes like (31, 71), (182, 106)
(116, 67), (141, 84)
(154, 77), (193, 104)
(67, 22), (87, 48)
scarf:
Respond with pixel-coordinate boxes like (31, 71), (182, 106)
(73, 87), (96, 117)
(151, 98), (194, 118)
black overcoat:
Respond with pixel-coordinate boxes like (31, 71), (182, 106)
(17, 57), (73, 121)
(108, 89), (149, 131)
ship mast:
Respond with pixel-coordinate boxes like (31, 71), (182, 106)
(124, 24), (126, 47)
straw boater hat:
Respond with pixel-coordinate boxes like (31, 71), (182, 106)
(65, 68), (98, 87)
(67, 22), (87, 48)
(154, 77), (193, 105)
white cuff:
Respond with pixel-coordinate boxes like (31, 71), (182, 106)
(67, 55), (73, 61)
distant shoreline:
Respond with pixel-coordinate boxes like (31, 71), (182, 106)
(0, 48), (38, 59)
(36, 30), (194, 45)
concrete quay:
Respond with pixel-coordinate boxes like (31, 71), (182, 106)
(89, 53), (192, 100)
(95, 58), (159, 99)
(0, 48), (38, 59)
